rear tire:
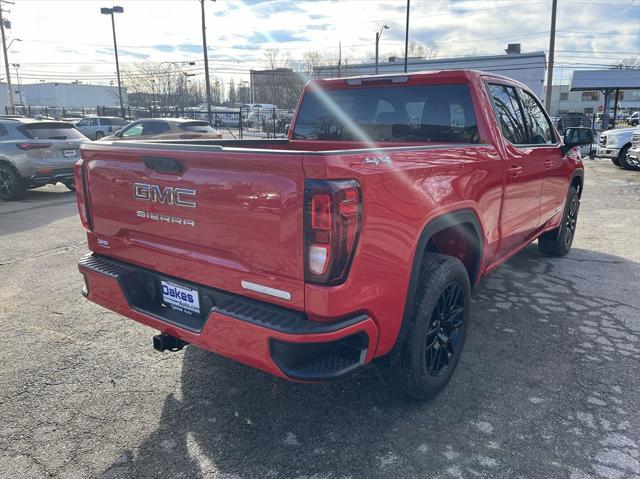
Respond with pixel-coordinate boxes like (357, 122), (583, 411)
(399, 253), (471, 400)
(95, 131), (105, 140)
(538, 186), (579, 256)
(0, 163), (26, 201)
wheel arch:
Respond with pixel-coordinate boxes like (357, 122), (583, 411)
(0, 157), (23, 177)
(395, 209), (484, 349)
(570, 169), (584, 198)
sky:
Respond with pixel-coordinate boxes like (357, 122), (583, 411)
(4, 0), (640, 91)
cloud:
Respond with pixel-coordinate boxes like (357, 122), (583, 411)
(153, 44), (175, 53)
(246, 30), (306, 44)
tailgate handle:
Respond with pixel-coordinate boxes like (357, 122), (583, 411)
(143, 156), (183, 174)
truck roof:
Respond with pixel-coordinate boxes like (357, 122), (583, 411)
(312, 69), (527, 91)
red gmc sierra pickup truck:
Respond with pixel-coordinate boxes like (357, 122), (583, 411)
(75, 70), (593, 399)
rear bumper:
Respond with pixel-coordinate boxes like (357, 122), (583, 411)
(29, 168), (75, 187)
(78, 254), (379, 381)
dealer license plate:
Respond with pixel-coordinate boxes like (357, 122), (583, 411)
(161, 280), (200, 315)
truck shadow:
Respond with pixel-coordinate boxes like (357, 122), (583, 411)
(102, 245), (640, 479)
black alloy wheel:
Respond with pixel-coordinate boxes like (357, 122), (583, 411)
(563, 193), (579, 248)
(425, 282), (465, 376)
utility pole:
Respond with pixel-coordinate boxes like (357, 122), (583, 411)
(337, 42), (341, 77)
(200, 0), (214, 124)
(0, 1), (15, 115)
(100, 6), (125, 118)
(404, 0), (410, 73)
(544, 0), (557, 109)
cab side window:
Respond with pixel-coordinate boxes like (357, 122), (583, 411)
(487, 84), (528, 144)
(519, 90), (556, 145)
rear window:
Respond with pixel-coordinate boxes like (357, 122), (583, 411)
(101, 117), (127, 126)
(178, 121), (216, 133)
(292, 83), (479, 143)
(21, 122), (86, 140)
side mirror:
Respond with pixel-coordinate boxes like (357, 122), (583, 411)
(562, 127), (594, 154)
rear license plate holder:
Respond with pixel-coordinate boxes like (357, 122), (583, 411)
(160, 280), (201, 316)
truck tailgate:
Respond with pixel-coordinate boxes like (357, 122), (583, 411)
(80, 143), (305, 309)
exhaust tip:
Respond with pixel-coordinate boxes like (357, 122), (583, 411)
(153, 333), (188, 352)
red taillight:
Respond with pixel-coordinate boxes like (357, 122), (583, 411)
(305, 180), (361, 284)
(74, 158), (93, 231)
(17, 143), (51, 150)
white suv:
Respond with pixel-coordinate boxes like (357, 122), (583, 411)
(597, 127), (637, 170)
(75, 116), (128, 140)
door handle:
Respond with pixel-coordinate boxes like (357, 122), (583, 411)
(543, 160), (554, 168)
(507, 165), (523, 177)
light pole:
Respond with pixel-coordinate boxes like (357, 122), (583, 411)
(150, 79), (156, 117)
(101, 6), (125, 118)
(404, 0), (410, 73)
(375, 25), (389, 75)
(11, 63), (22, 106)
(200, 0), (215, 125)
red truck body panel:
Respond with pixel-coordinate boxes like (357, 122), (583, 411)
(76, 70), (583, 380)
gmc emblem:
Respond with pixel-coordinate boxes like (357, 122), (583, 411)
(133, 183), (197, 208)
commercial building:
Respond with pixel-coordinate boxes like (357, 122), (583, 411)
(544, 84), (640, 116)
(313, 45), (546, 98)
(0, 82), (126, 113)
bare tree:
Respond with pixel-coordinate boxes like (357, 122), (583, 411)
(255, 49), (304, 108)
(228, 78), (237, 104)
(122, 61), (203, 111)
(611, 57), (640, 69)
(299, 50), (333, 78)
(390, 41), (438, 61)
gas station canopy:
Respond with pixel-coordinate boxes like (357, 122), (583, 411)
(570, 69), (640, 91)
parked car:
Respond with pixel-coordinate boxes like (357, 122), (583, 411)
(75, 116), (128, 140)
(597, 126), (637, 169)
(75, 70), (591, 400)
(102, 118), (222, 141)
(625, 128), (640, 170)
(627, 112), (639, 127)
(0, 118), (88, 200)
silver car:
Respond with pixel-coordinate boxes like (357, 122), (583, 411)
(0, 118), (88, 201)
(75, 116), (128, 140)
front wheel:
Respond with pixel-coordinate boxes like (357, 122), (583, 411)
(539, 186), (579, 256)
(617, 145), (640, 171)
(399, 253), (471, 400)
(0, 164), (26, 201)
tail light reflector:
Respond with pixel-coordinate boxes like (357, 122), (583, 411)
(74, 158), (93, 231)
(304, 179), (361, 285)
(17, 143), (51, 150)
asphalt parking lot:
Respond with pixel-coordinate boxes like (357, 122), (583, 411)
(1, 159), (639, 479)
